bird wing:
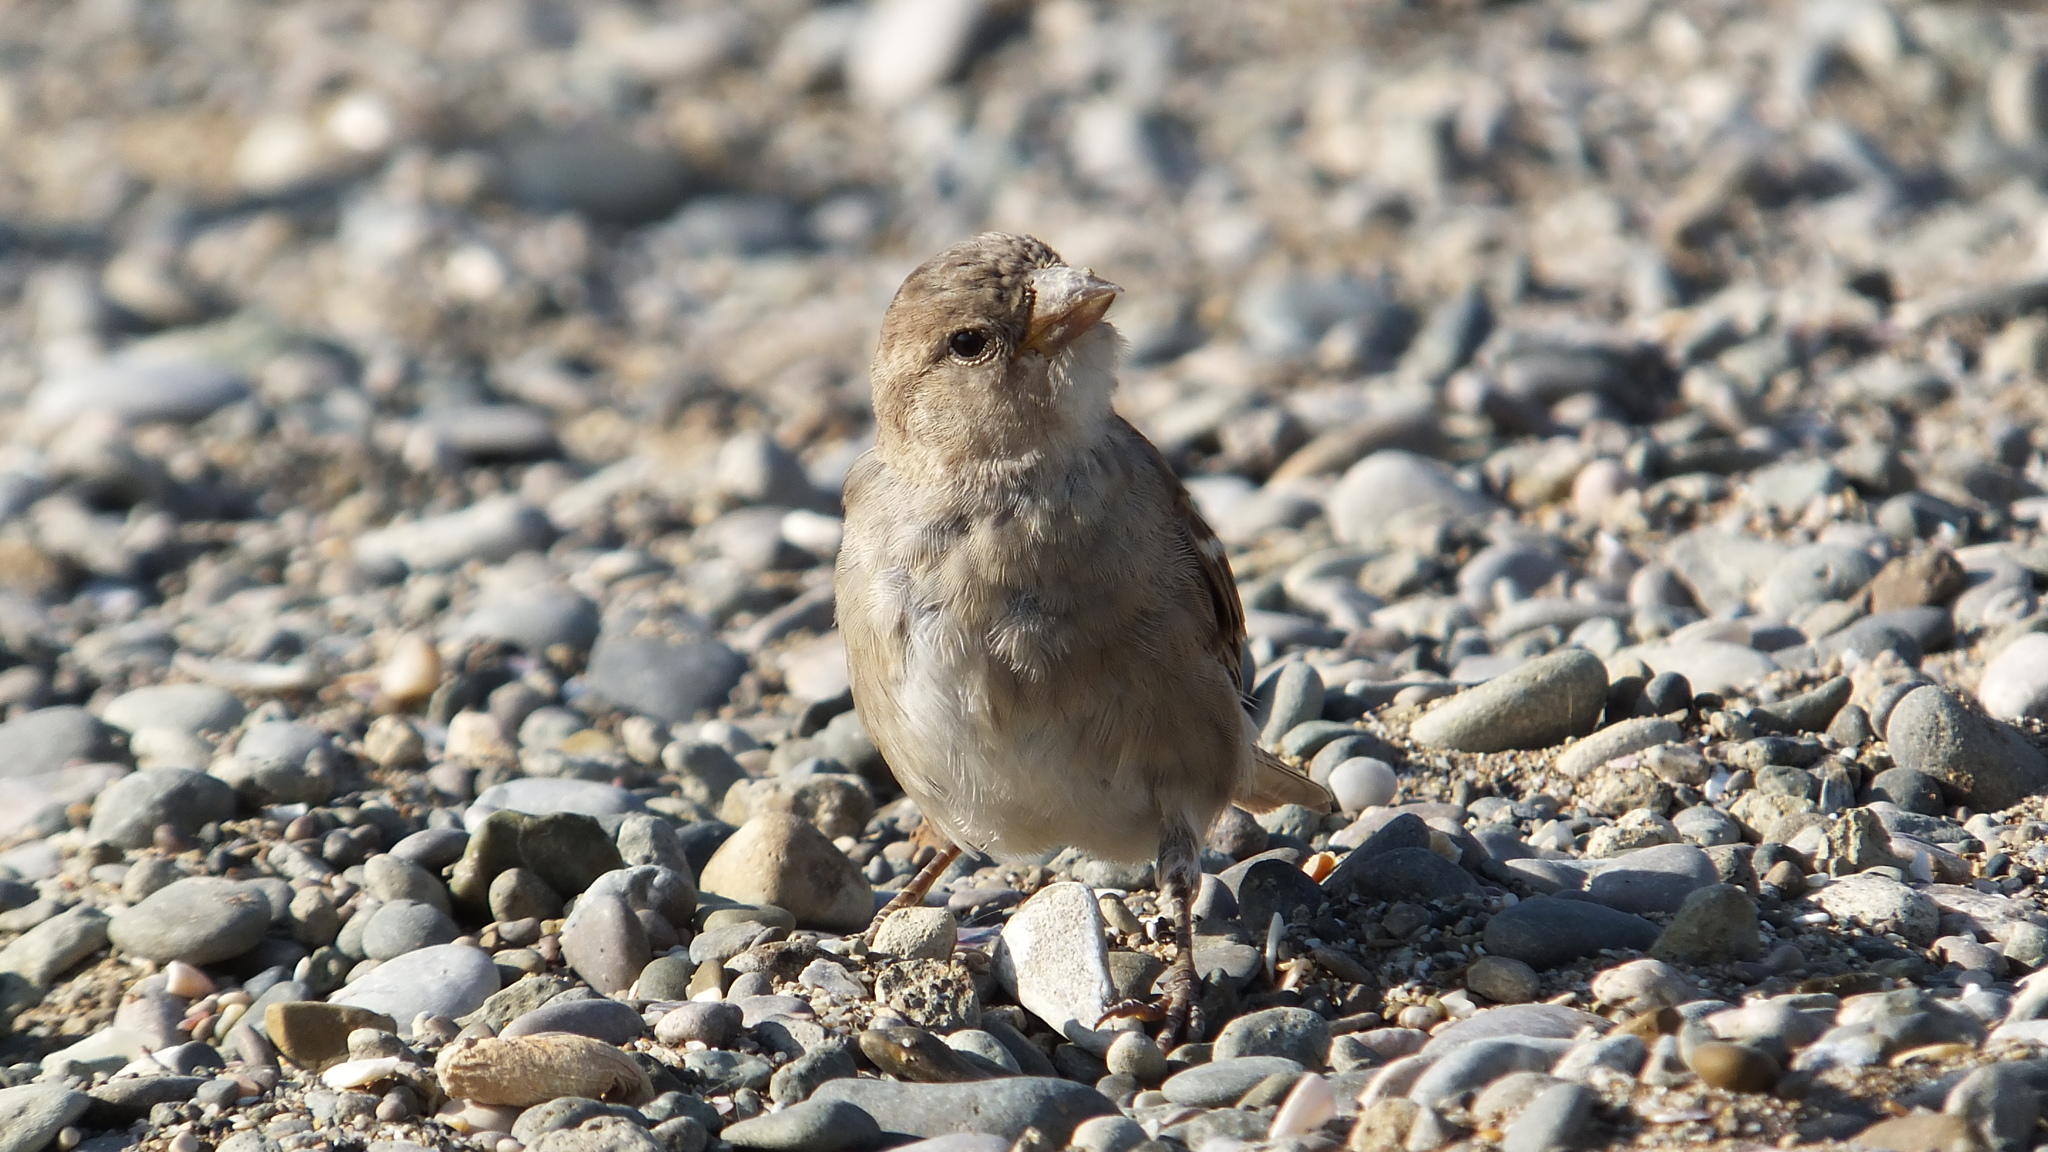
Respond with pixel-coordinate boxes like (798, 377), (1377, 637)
(1118, 418), (1333, 814)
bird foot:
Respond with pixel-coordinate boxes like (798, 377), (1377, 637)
(1095, 963), (1203, 1050)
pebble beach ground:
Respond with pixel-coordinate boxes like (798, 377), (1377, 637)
(5, 1), (2048, 1151)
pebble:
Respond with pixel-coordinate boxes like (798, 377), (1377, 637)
(697, 814), (872, 932)
(1979, 633), (2048, 721)
(655, 1002), (744, 1048)
(721, 1098), (883, 1152)
(1583, 843), (1720, 914)
(1651, 884), (1763, 963)
(1589, 959), (1693, 1014)
(329, 945), (501, 1035)
(1162, 1056), (1306, 1106)
(466, 779), (648, 832)
(101, 684), (246, 738)
(1553, 717), (1684, 777)
(352, 496), (554, 574)
(436, 1034), (655, 1107)
(582, 636), (747, 725)
(1328, 757), (1399, 813)
(808, 1077), (1117, 1143)
(1409, 648), (1608, 753)
(0, 1084), (90, 1152)
(1481, 897), (1661, 969)
(1886, 685), (2048, 812)
(1466, 956), (1541, 1004)
(0, 905), (109, 987)
(1213, 1007), (1331, 1067)
(502, 998), (647, 1044)
(559, 888), (648, 996)
(264, 1003), (398, 1072)
(1501, 1081), (1595, 1152)
(1329, 452), (1501, 551)
(108, 877), (272, 965)
(0, 707), (115, 776)
(872, 907), (959, 961)
(1810, 874), (1941, 945)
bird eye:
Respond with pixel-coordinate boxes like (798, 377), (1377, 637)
(946, 329), (990, 360)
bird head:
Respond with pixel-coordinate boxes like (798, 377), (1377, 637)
(868, 232), (1122, 472)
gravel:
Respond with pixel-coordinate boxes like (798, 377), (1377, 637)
(1, 1), (2047, 1149)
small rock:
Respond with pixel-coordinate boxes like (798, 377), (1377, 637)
(1467, 956), (1541, 1004)
(1161, 1057), (1306, 1106)
(502, 998), (647, 1045)
(265, 1003), (399, 1072)
(1212, 1007), (1330, 1067)
(1811, 874), (1940, 945)
(1482, 897), (1660, 969)
(872, 907), (958, 961)
(809, 1077), (1115, 1145)
(101, 684), (246, 738)
(108, 877), (271, 965)
(1651, 884), (1762, 963)
(583, 636), (746, 725)
(1502, 1081), (1595, 1152)
(435, 1033), (655, 1107)
(1409, 648), (1608, 753)
(697, 814), (872, 932)
(1328, 758), (1398, 813)
(1886, 686), (2048, 812)
(722, 1098), (882, 1152)
(1979, 633), (2048, 722)
(0, 1084), (90, 1152)
(1590, 959), (1693, 1014)
(992, 883), (1117, 1051)
(329, 944), (500, 1035)
(89, 767), (236, 850)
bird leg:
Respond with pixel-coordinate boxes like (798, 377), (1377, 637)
(862, 841), (962, 944)
(1096, 824), (1204, 1050)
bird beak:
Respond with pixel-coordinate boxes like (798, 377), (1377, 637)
(1025, 265), (1120, 356)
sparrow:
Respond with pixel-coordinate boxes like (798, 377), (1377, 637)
(835, 232), (1330, 1046)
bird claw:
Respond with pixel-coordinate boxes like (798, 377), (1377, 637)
(1093, 967), (1203, 1049)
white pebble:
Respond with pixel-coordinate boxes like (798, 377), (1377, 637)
(1328, 757), (1398, 813)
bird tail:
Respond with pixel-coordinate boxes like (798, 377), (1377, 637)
(1237, 747), (1335, 814)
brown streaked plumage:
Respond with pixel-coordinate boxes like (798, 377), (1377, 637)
(836, 232), (1329, 1045)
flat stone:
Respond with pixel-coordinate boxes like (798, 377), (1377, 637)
(89, 767), (236, 849)
(265, 1003), (398, 1072)
(1213, 1007), (1330, 1067)
(458, 587), (601, 655)
(1409, 648), (1608, 753)
(560, 888), (648, 997)
(29, 355), (247, 428)
(810, 1077), (1114, 1144)
(723, 1098), (884, 1152)
(1407, 1037), (1573, 1108)
(1162, 1056), (1306, 1106)
(1553, 718), (1684, 777)
(503, 998), (647, 1044)
(436, 1033), (655, 1107)
(583, 636), (746, 724)
(1330, 846), (1478, 904)
(1329, 451), (1502, 551)
(0, 707), (115, 777)
(1422, 1005), (1608, 1054)
(1810, 874), (1940, 945)
(353, 496), (555, 574)
(108, 877), (271, 965)
(329, 944), (500, 1036)
(465, 779), (649, 832)
(1503, 1081), (1596, 1152)
(101, 684), (246, 738)
(0, 1084), (90, 1152)
(1481, 897), (1660, 970)
(992, 883), (1117, 1052)
(0, 905), (109, 987)
(1583, 844), (1719, 914)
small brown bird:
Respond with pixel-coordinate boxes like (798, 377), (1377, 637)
(835, 232), (1330, 1045)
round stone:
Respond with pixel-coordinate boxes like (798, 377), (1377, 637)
(1408, 648), (1608, 753)
(1466, 956), (1540, 1004)
(89, 767), (236, 850)
(109, 877), (272, 965)
(360, 900), (461, 961)
(1328, 758), (1398, 813)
